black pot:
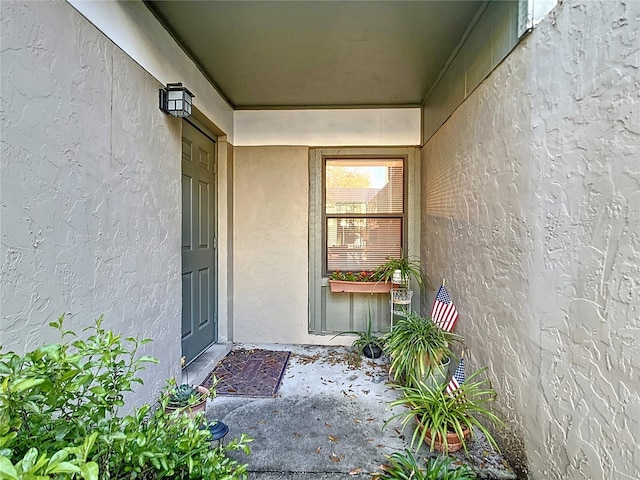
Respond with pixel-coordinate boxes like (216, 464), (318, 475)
(363, 344), (383, 359)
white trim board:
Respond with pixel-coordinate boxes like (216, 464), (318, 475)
(234, 109), (421, 147)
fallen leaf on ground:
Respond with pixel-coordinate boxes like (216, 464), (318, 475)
(325, 422), (332, 428)
(349, 468), (362, 475)
(293, 432), (301, 437)
(353, 418), (361, 423)
(328, 435), (339, 442)
(329, 453), (341, 463)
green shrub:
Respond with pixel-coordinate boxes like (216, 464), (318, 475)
(0, 315), (251, 480)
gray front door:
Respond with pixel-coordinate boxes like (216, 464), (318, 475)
(181, 121), (217, 364)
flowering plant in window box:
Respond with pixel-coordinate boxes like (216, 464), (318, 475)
(328, 270), (392, 293)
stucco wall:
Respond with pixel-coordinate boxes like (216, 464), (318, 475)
(233, 146), (312, 344)
(421, 1), (639, 479)
(68, 0), (235, 143)
(1, 0), (182, 406)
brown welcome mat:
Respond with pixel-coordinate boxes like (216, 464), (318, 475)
(202, 348), (291, 397)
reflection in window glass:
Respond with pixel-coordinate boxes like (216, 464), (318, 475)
(324, 158), (404, 274)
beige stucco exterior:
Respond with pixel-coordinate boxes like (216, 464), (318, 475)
(1, 0), (638, 478)
(421, 1), (640, 478)
(0, 0), (184, 404)
(233, 146), (311, 344)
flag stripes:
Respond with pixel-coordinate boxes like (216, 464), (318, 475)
(446, 357), (466, 396)
(431, 284), (459, 332)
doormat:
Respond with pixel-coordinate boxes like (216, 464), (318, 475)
(202, 348), (291, 397)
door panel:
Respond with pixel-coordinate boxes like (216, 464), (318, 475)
(182, 121), (217, 364)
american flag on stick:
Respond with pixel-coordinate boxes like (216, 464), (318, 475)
(446, 357), (466, 396)
(431, 283), (459, 332)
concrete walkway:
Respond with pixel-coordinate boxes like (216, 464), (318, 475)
(205, 345), (516, 480)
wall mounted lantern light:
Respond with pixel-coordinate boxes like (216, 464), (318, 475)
(159, 83), (194, 117)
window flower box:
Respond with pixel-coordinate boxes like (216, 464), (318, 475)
(328, 279), (392, 294)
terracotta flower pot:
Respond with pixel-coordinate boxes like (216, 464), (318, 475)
(424, 428), (470, 453)
(165, 385), (209, 418)
(418, 419), (470, 453)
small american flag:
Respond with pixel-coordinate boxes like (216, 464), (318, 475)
(431, 284), (459, 332)
(446, 357), (466, 396)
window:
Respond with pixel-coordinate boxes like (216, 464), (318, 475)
(324, 158), (404, 274)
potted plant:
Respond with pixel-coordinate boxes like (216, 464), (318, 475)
(165, 381), (211, 418)
(328, 270), (392, 293)
(375, 251), (431, 291)
(386, 368), (504, 454)
(377, 450), (477, 480)
(382, 311), (457, 386)
(333, 312), (385, 359)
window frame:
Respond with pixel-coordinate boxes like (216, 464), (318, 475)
(321, 155), (408, 277)
(308, 147), (420, 335)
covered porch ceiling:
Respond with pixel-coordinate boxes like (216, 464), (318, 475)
(145, 1), (484, 109)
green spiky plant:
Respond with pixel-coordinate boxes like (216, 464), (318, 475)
(385, 368), (504, 455)
(333, 310), (385, 358)
(378, 450), (477, 480)
(375, 251), (431, 291)
(382, 312), (458, 386)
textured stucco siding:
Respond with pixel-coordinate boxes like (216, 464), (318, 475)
(421, 1), (639, 479)
(233, 146), (311, 344)
(1, 0), (183, 406)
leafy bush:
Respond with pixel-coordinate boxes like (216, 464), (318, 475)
(0, 315), (251, 480)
